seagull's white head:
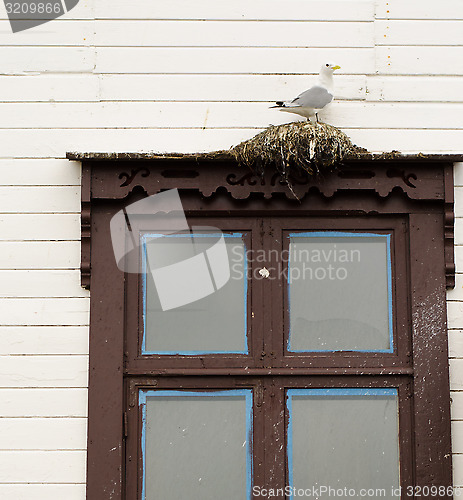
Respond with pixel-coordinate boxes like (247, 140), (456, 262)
(321, 62), (341, 76)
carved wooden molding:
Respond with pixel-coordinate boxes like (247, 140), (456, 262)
(444, 164), (456, 289)
(77, 156), (456, 290)
(80, 163), (92, 289)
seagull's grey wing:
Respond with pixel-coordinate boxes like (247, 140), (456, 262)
(291, 85), (333, 108)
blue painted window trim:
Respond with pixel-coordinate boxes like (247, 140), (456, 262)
(139, 389), (253, 500)
(141, 232), (248, 355)
(287, 231), (394, 353)
(286, 388), (398, 498)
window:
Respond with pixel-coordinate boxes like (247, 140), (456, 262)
(72, 153), (455, 500)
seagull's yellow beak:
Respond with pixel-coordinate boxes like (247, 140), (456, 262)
(332, 65), (341, 71)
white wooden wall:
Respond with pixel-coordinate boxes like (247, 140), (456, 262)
(0, 0), (462, 497)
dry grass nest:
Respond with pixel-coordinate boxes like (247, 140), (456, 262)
(230, 121), (368, 180)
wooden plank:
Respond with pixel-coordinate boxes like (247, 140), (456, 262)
(375, 0), (463, 20)
(3, 101), (463, 130)
(454, 454), (463, 486)
(95, 20), (374, 47)
(456, 248), (463, 271)
(0, 326), (89, 353)
(449, 330), (463, 358)
(376, 46), (463, 75)
(0, 271), (87, 297)
(450, 359), (463, 390)
(0, 298), (89, 326)
(346, 128), (463, 153)
(0, 388), (87, 417)
(366, 76), (463, 103)
(0, 356), (88, 387)
(452, 392), (463, 421)
(0, 450), (86, 482)
(375, 20), (463, 46)
(0, 20), (93, 46)
(0, 485), (86, 500)
(0, 128), (259, 157)
(0, 47), (94, 74)
(0, 187), (80, 213)
(100, 74), (367, 102)
(0, 241), (80, 269)
(95, 0), (375, 21)
(2, 127), (463, 158)
(86, 204), (125, 500)
(0, 75), (98, 102)
(0, 160), (80, 185)
(0, 418), (87, 450)
(447, 302), (463, 330)
(96, 47), (374, 74)
(447, 274), (463, 301)
(455, 163), (463, 186)
(456, 219), (463, 245)
(456, 190), (463, 216)
(0, 215), (80, 240)
(453, 421), (463, 454)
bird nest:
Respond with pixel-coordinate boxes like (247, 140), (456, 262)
(230, 121), (368, 180)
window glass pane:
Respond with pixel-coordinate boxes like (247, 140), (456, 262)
(143, 232), (247, 354)
(141, 390), (252, 500)
(287, 389), (400, 498)
(288, 233), (392, 352)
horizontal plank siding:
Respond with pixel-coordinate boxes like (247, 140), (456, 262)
(2, 128), (463, 158)
(452, 392), (463, 421)
(376, 46), (463, 75)
(1, 102), (463, 130)
(0, 47), (95, 73)
(0, 160), (80, 185)
(0, 128), (259, 157)
(0, 271), (87, 296)
(455, 454), (463, 487)
(0, 451), (86, 482)
(0, 326), (89, 353)
(0, 356), (88, 388)
(0, 187), (80, 213)
(96, 47), (375, 74)
(94, 20), (375, 48)
(366, 76), (463, 102)
(0, 20), (94, 46)
(99, 74), (368, 102)
(375, 0), (463, 20)
(455, 164), (463, 186)
(0, 388), (88, 417)
(0, 76), (99, 102)
(0, 298), (89, 326)
(94, 0), (375, 21)
(0, 419), (87, 450)
(0, 241), (80, 269)
(448, 279), (463, 303)
(0, 215), (81, 240)
(0, 485), (86, 500)
(375, 20), (463, 46)
(451, 360), (463, 391)
(449, 331), (463, 358)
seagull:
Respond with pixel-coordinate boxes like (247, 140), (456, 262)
(271, 62), (341, 122)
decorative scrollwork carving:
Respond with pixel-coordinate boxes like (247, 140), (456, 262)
(226, 172), (259, 186)
(386, 168), (417, 188)
(119, 168), (150, 187)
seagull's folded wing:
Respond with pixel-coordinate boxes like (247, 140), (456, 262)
(291, 85), (333, 108)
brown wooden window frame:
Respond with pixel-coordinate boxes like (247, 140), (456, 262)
(71, 152), (457, 500)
